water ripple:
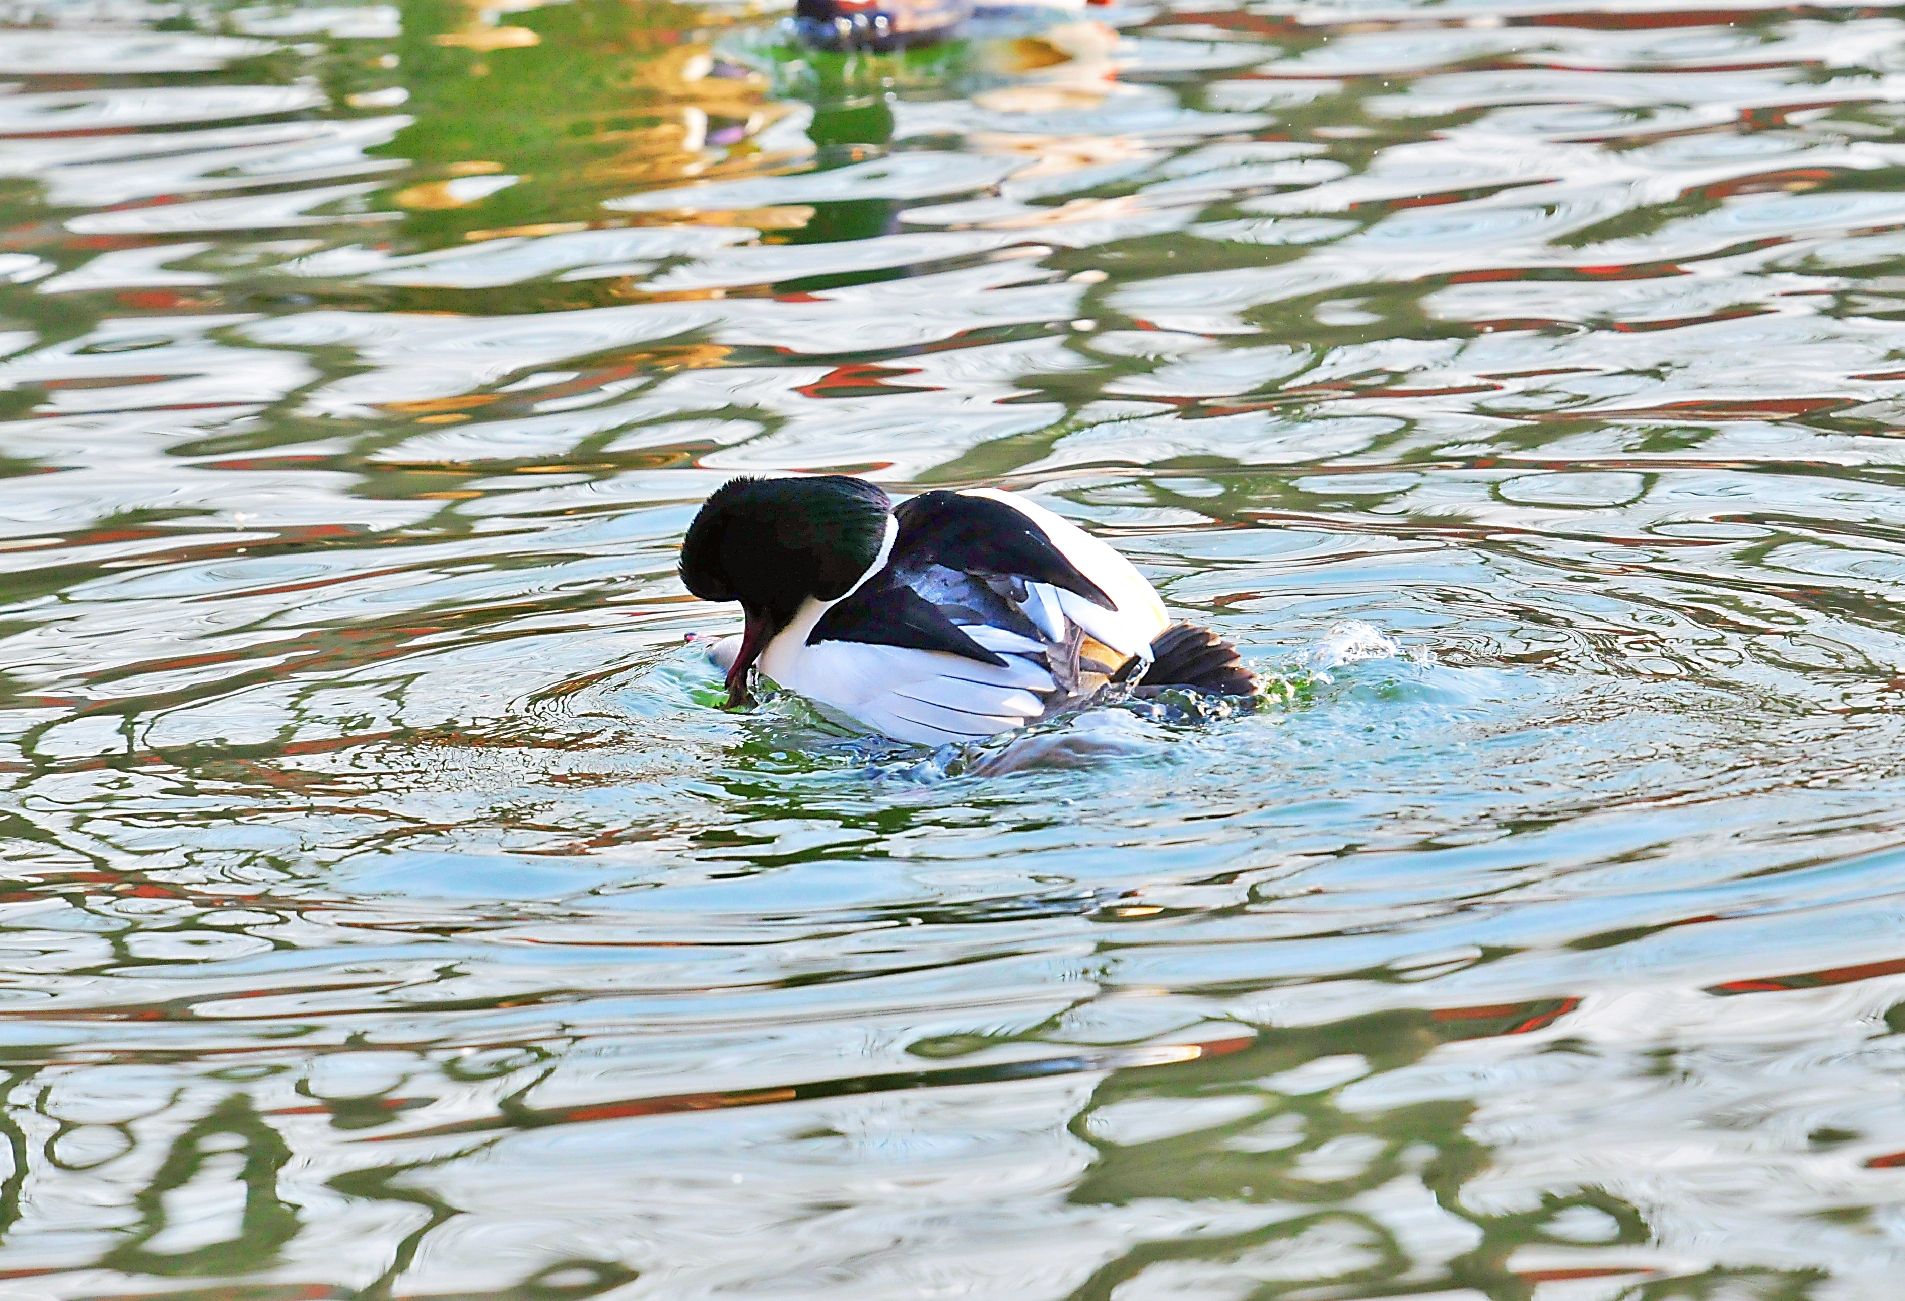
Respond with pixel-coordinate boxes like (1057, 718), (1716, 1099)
(3, 0), (1905, 1294)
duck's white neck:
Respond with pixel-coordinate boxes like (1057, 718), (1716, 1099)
(759, 516), (897, 680)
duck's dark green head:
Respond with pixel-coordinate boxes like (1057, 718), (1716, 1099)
(679, 474), (894, 705)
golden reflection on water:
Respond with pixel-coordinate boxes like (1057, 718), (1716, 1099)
(385, 0), (792, 240)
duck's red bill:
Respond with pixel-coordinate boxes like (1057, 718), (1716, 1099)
(724, 614), (769, 709)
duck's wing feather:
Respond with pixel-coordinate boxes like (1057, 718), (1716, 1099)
(785, 488), (1171, 746)
(891, 490), (1116, 609)
(810, 583), (1006, 668)
(952, 489), (1170, 659)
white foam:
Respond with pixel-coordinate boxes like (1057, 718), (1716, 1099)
(1303, 621), (1404, 676)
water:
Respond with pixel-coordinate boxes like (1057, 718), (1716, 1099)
(3, 0), (1905, 1295)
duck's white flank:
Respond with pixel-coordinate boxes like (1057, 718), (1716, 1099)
(752, 489), (1169, 747)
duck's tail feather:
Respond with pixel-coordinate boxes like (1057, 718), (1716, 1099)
(1138, 622), (1257, 698)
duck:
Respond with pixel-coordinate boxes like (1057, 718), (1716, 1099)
(678, 474), (1256, 747)
(792, 0), (1106, 52)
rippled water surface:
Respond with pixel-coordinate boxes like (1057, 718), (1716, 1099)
(5, 0), (1905, 1294)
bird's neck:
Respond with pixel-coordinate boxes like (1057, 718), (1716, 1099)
(759, 516), (897, 678)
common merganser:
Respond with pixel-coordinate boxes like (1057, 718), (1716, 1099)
(679, 475), (1255, 747)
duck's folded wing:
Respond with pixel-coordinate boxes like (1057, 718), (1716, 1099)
(811, 583), (1008, 667)
(903, 488), (1170, 660)
(893, 490), (1113, 602)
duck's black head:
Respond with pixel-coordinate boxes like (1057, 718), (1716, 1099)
(680, 474), (894, 707)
